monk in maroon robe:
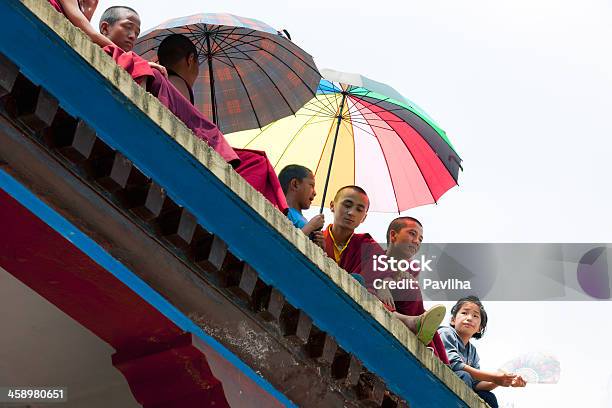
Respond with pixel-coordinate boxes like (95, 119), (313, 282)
(47, 1), (287, 212)
(324, 187), (448, 353)
(154, 34), (288, 212)
(374, 217), (450, 363)
(322, 186), (382, 280)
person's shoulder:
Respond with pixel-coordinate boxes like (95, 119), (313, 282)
(353, 232), (377, 244)
(437, 325), (458, 337)
(353, 233), (384, 252)
(287, 207), (301, 217)
(287, 208), (306, 227)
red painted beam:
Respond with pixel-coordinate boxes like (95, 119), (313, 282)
(0, 189), (284, 408)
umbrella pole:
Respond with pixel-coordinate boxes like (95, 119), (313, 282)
(205, 32), (218, 126)
(319, 92), (347, 215)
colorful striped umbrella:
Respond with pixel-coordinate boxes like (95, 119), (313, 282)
(226, 69), (462, 213)
(134, 13), (321, 134)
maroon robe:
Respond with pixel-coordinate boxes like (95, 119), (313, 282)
(396, 294), (449, 364)
(144, 67), (239, 164)
(48, 3), (288, 213)
(47, 2), (287, 211)
(132, 67), (289, 213)
(103, 44), (156, 84)
(145, 70), (288, 213)
(391, 268), (449, 364)
(323, 225), (384, 282)
(323, 225), (449, 364)
(48, 0), (64, 13)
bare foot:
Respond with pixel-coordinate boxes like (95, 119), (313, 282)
(393, 312), (418, 333)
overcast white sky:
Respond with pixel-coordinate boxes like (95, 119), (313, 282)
(92, 1), (612, 406)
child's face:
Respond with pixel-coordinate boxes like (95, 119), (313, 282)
(389, 221), (423, 259)
(451, 302), (481, 339)
(101, 10), (141, 52)
(294, 174), (316, 210)
(330, 188), (369, 231)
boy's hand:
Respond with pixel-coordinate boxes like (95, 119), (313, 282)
(511, 375), (527, 387)
(307, 214), (325, 231)
(148, 61), (168, 78)
(376, 286), (395, 309)
(311, 230), (325, 249)
(493, 372), (517, 387)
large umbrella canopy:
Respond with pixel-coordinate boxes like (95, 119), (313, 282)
(226, 69), (462, 213)
(135, 13), (321, 134)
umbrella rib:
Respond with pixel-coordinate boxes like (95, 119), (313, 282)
(214, 38), (263, 129)
(353, 94), (438, 122)
(300, 96), (340, 118)
(356, 95), (462, 181)
(194, 26), (319, 97)
(311, 93), (344, 117)
(339, 113), (357, 187)
(212, 34), (319, 97)
(241, 123), (275, 149)
(135, 27), (183, 56)
(359, 101), (437, 206)
(344, 117), (396, 134)
(349, 93), (394, 113)
(191, 27), (295, 116)
(341, 117), (378, 138)
(292, 117), (341, 127)
(212, 24), (317, 70)
(345, 99), (414, 127)
(227, 30), (319, 74)
(348, 106), (402, 213)
(309, 92), (342, 121)
(209, 26), (246, 54)
(313, 99), (345, 178)
(296, 104), (335, 119)
(206, 35), (298, 116)
(272, 102), (332, 168)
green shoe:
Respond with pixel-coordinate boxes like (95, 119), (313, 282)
(416, 304), (446, 345)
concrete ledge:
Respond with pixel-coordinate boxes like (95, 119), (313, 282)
(13, 1), (486, 406)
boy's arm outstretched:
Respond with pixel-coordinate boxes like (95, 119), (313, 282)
(460, 365), (516, 387)
(57, 0), (114, 48)
(438, 327), (525, 388)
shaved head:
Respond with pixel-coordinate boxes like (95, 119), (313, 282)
(333, 185), (368, 203)
(99, 6), (138, 27)
(386, 216), (422, 245)
(158, 34), (198, 67)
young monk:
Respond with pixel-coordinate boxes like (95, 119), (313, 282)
(277, 165), (324, 247)
(375, 217), (449, 361)
(323, 186), (378, 285)
(96, 6), (238, 166)
(323, 187), (444, 344)
(48, 1), (166, 81)
(46, 1), (287, 212)
(156, 34), (199, 105)
(153, 32), (288, 213)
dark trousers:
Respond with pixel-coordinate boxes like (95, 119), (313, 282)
(455, 370), (499, 408)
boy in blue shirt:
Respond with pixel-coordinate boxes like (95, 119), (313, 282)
(278, 165), (324, 248)
(438, 296), (526, 408)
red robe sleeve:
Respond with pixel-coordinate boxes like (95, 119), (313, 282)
(102, 44), (154, 82)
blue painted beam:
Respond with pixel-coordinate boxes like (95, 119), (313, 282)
(0, 2), (467, 406)
(0, 170), (296, 407)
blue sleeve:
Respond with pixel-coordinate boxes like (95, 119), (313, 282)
(286, 208), (307, 229)
(437, 327), (466, 372)
(472, 347), (480, 370)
